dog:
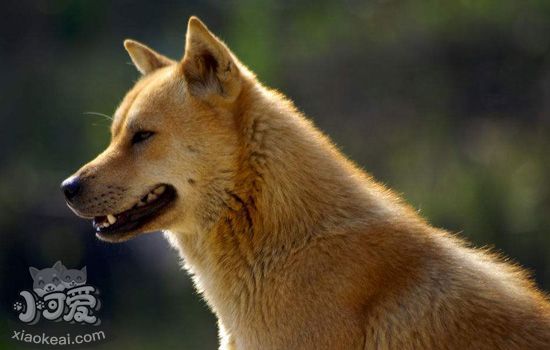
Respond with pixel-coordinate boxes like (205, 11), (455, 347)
(29, 261), (66, 297)
(61, 266), (87, 289)
(62, 16), (550, 349)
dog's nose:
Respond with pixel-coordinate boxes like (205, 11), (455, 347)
(61, 176), (82, 201)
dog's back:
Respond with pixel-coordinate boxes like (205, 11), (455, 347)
(361, 229), (550, 349)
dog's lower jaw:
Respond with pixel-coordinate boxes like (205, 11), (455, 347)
(96, 230), (140, 243)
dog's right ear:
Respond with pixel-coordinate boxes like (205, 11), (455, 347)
(29, 267), (39, 279)
(124, 39), (175, 75)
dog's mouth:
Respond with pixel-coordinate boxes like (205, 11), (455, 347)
(93, 184), (176, 236)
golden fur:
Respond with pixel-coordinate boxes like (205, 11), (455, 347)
(64, 17), (550, 349)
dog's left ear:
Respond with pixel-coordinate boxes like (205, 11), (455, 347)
(181, 16), (241, 101)
(124, 40), (175, 75)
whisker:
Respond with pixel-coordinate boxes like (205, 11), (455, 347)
(83, 111), (113, 121)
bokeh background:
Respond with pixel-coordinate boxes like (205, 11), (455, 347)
(1, 0), (550, 349)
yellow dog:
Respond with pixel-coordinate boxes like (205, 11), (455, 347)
(62, 17), (550, 349)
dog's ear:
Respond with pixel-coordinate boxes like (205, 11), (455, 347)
(29, 267), (39, 279)
(124, 39), (175, 75)
(181, 16), (241, 101)
(53, 261), (66, 273)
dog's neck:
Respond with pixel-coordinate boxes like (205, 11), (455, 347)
(165, 78), (407, 330)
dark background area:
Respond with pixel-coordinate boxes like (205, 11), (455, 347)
(1, 1), (549, 349)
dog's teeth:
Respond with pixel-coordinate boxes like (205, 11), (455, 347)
(107, 214), (116, 224)
(147, 193), (157, 202)
(137, 201), (146, 207)
(154, 186), (165, 195)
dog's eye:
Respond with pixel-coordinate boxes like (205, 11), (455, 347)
(131, 131), (154, 145)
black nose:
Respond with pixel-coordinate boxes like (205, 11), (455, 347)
(61, 176), (82, 201)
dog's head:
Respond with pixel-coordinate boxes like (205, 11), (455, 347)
(61, 17), (248, 242)
(30, 261), (66, 296)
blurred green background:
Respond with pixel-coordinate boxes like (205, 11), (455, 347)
(1, 0), (550, 349)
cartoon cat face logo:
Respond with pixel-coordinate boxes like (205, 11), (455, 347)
(29, 261), (66, 297)
(62, 266), (87, 288)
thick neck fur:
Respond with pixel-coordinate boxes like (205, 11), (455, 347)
(167, 76), (422, 334)
(165, 75), (550, 349)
